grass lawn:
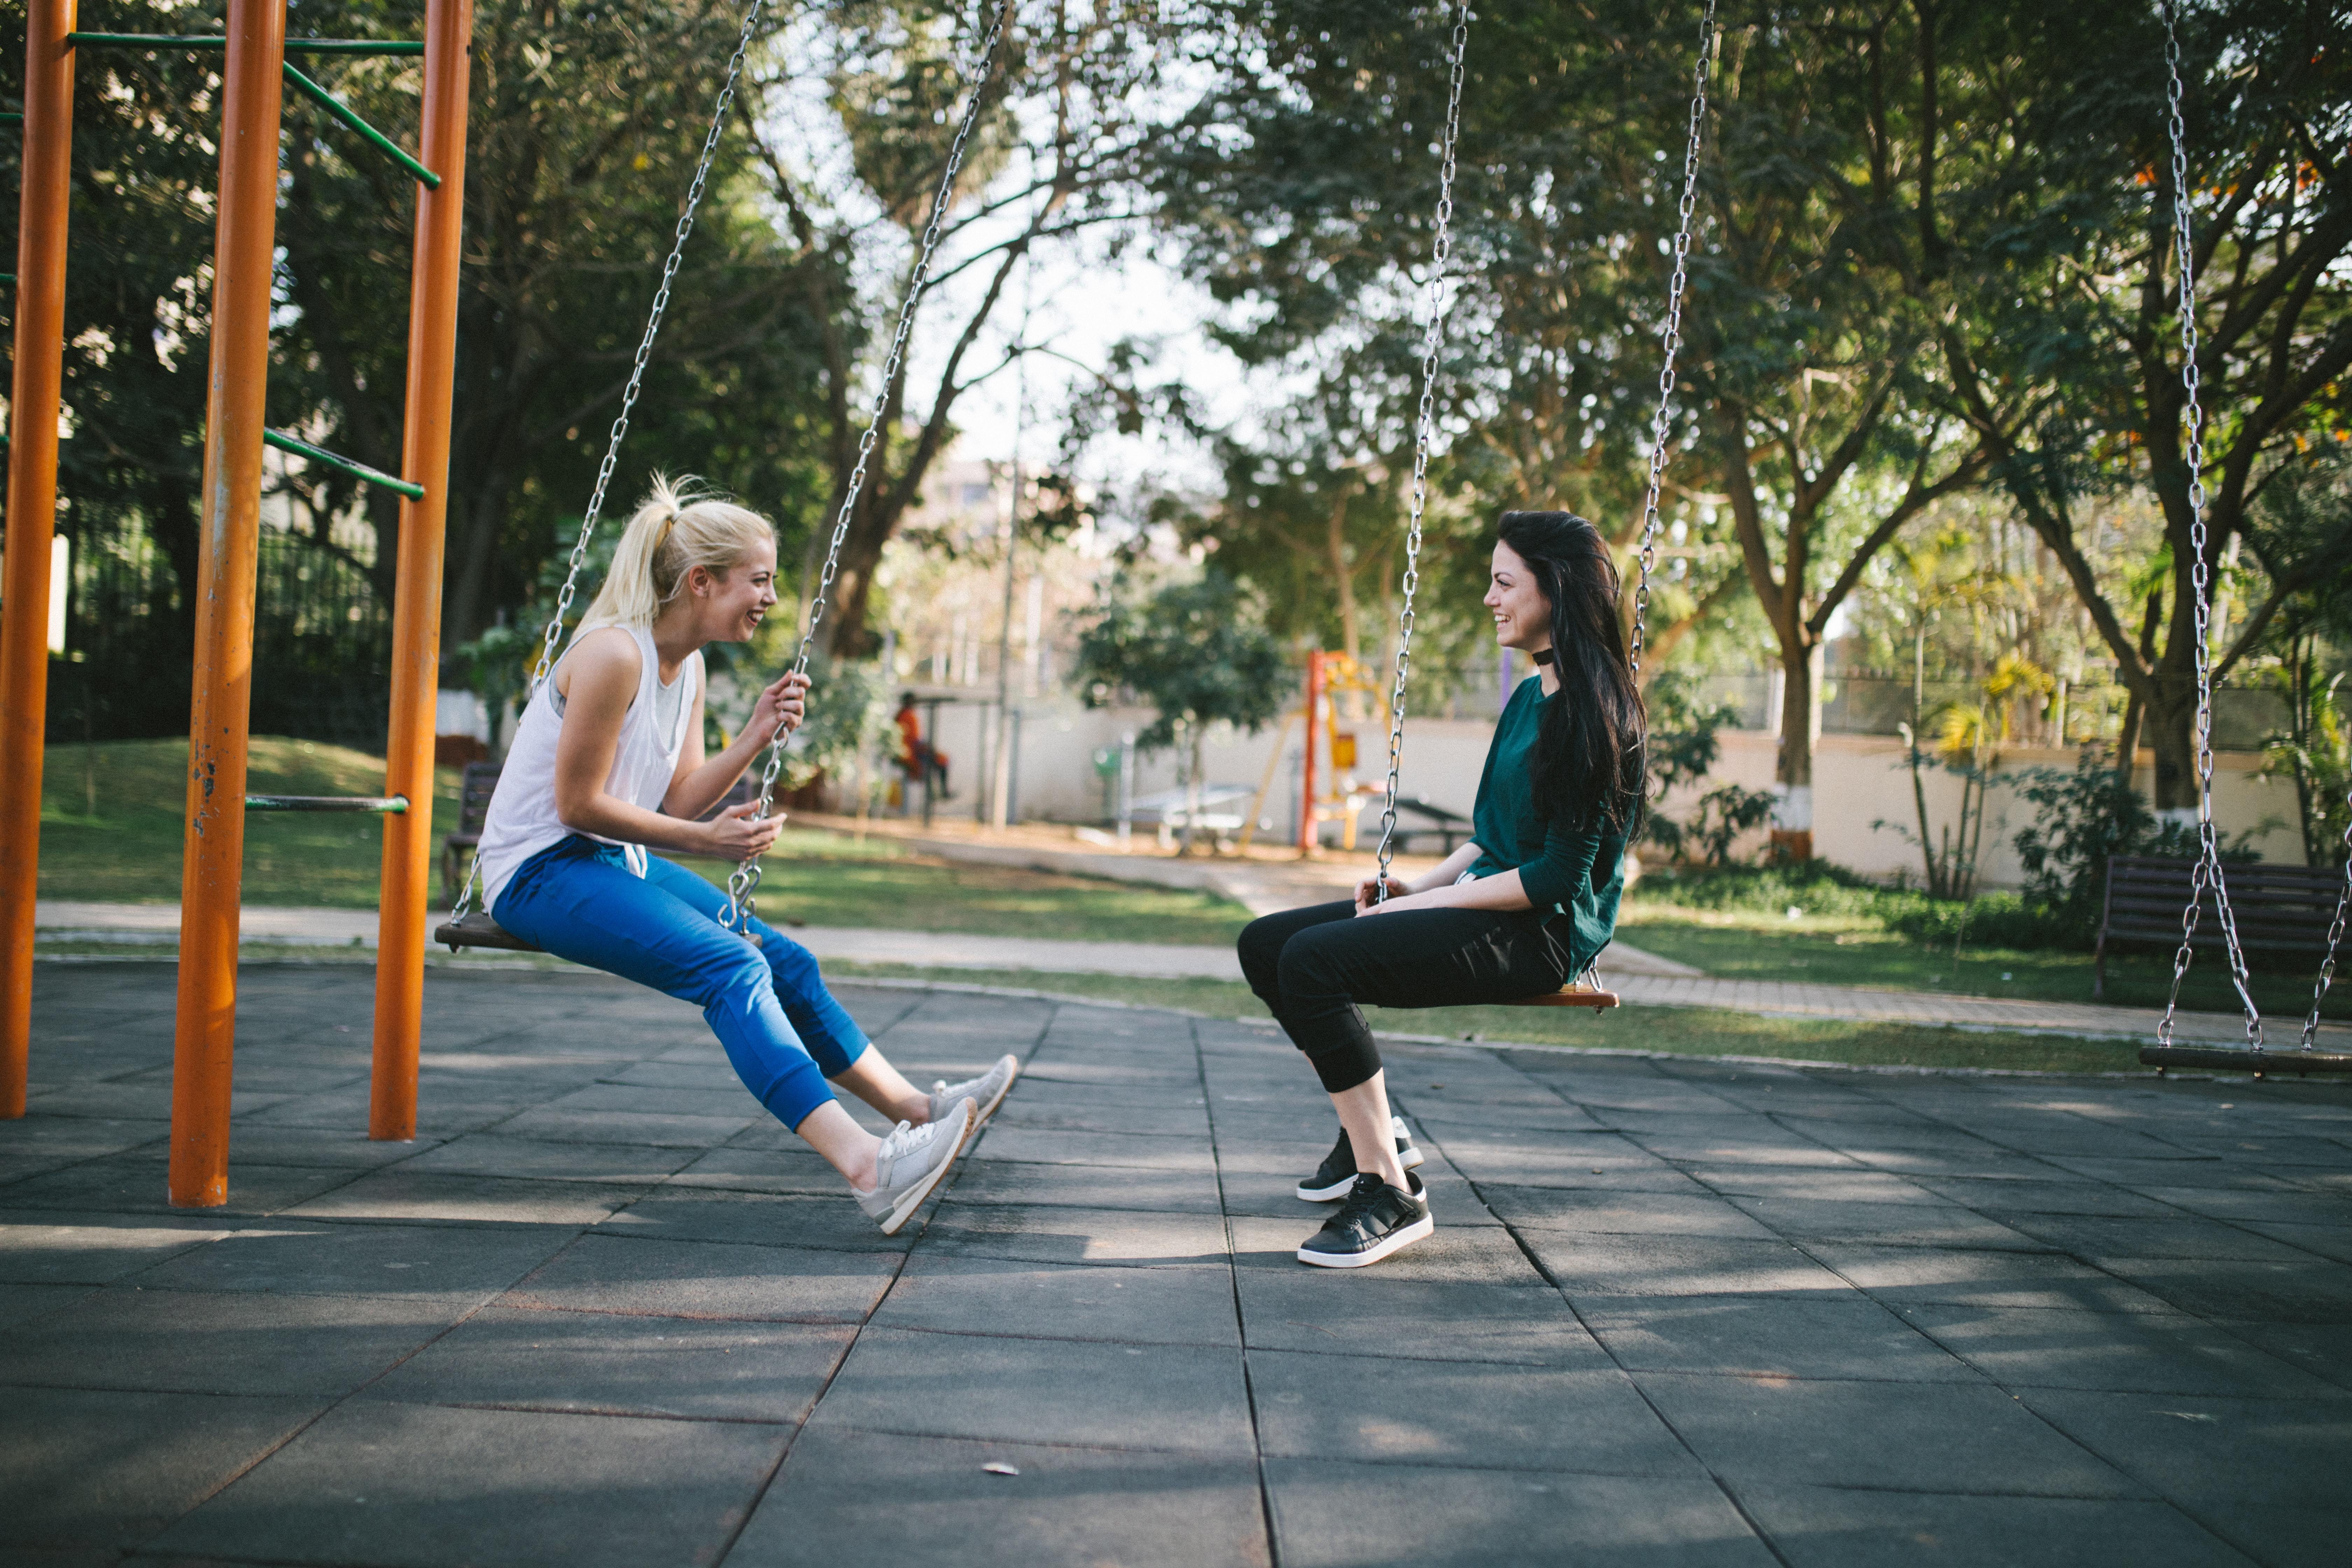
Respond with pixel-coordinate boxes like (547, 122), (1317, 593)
(1619, 889), (2350, 1023)
(817, 963), (2160, 1074)
(36, 738), (1252, 946)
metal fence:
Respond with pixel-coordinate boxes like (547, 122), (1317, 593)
(46, 506), (393, 750)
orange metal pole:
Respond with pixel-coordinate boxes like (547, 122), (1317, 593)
(0, 0), (76, 1119)
(370, 0), (474, 1142)
(1298, 652), (1321, 857)
(168, 0), (287, 1208)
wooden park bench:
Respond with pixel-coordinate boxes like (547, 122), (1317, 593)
(2097, 854), (2345, 1001)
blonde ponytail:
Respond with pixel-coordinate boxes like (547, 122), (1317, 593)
(576, 475), (776, 632)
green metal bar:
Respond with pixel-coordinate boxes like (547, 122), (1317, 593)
(65, 34), (425, 56)
(244, 794), (410, 813)
(281, 63), (439, 188)
(262, 429), (426, 500)
(1, 113), (21, 125)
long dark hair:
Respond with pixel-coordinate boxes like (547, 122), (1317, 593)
(1496, 510), (1645, 835)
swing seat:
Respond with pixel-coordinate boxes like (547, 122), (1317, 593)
(1503, 983), (1620, 1009)
(433, 910), (763, 953)
(434, 912), (541, 953)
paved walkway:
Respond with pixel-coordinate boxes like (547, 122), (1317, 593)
(34, 899), (2344, 1048)
(6, 963), (2352, 1564)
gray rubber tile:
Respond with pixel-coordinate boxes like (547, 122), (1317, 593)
(0, 1386), (326, 1552)
(943, 1156), (1226, 1214)
(1216, 1162), (1502, 1226)
(489, 1106), (757, 1149)
(1905, 1306), (2349, 1398)
(1998, 1212), (2319, 1262)
(1912, 1176), (2179, 1217)
(601, 1187), (915, 1254)
(132, 1222), (574, 1298)
(194, 1125), (442, 1171)
(1801, 1244), (2180, 1313)
(730, 1428), (1270, 1567)
(2018, 1388), (2352, 1568)
(399, 1134), (698, 1185)
(1685, 1168), (1948, 1204)
(1634, 1372), (2141, 1496)
(0, 1214), (226, 1284)
(0, 1280), (96, 1330)
(807, 1325), (1253, 1456)
(971, 1126), (1218, 1173)
(148, 1399), (789, 1568)
(1478, 1185), (1778, 1238)
(598, 1059), (747, 1091)
(365, 1304), (853, 1420)
(1233, 1270), (1608, 1366)
(542, 1083), (761, 1119)
(1526, 1233), (1854, 1299)
(924, 1202), (1232, 1268)
(2239, 1221), (2352, 1265)
(1581, 1295), (1974, 1381)
(501, 1233), (900, 1323)
(1229, 1217), (1548, 1287)
(282, 1170), (640, 1227)
(1736, 1484), (2256, 1567)
(993, 1099), (1213, 1138)
(1251, 1349), (1698, 1475)
(1729, 1196), (2049, 1251)
(874, 1254), (1240, 1346)
(0, 1156), (364, 1217)
(2085, 1254), (2352, 1323)
(0, 1286), (471, 1397)
(1264, 1458), (1774, 1568)
(1411, 1130), (1707, 1191)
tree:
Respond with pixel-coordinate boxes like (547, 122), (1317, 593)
(1073, 570), (1287, 853)
(750, 0), (1178, 656)
(1912, 0), (2351, 814)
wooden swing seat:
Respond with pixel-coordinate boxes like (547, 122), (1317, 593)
(1503, 983), (1619, 1009)
(433, 910), (763, 953)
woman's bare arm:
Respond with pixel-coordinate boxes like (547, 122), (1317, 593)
(551, 631), (776, 860)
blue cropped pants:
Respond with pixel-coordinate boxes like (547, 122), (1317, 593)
(494, 836), (868, 1130)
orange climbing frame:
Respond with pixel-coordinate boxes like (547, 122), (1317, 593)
(0, 0), (473, 1196)
(0, 0), (76, 1120)
(369, 0), (475, 1143)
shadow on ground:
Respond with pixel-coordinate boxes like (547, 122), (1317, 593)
(5, 961), (2351, 1566)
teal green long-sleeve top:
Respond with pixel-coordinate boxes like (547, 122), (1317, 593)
(1464, 674), (1628, 971)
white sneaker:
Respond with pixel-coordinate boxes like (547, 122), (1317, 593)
(926, 1052), (1020, 1131)
(855, 1099), (975, 1235)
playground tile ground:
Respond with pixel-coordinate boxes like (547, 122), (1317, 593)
(6, 965), (2352, 1566)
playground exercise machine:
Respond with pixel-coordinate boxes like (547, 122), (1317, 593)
(0, 0), (475, 1204)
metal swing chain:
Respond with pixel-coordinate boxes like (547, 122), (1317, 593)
(1371, 0), (1716, 899)
(1630, 0), (1717, 683)
(723, 0), (1014, 933)
(448, 0), (769, 929)
(1370, 0), (1471, 900)
(2301, 780), (2352, 1048)
(2156, 1), (2261, 1049)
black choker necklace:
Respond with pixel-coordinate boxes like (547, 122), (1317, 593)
(1532, 648), (1556, 666)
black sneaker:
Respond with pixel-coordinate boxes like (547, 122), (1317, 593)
(1295, 1117), (1426, 1202)
(1298, 1172), (1433, 1269)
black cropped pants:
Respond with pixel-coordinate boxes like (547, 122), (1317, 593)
(1236, 900), (1574, 1094)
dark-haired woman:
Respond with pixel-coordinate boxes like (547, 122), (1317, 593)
(1237, 511), (1643, 1268)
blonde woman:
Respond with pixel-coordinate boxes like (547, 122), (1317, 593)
(474, 479), (1016, 1233)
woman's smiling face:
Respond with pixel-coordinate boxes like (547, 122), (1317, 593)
(1485, 539), (1552, 654)
(690, 539), (779, 643)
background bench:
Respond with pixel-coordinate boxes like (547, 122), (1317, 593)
(2096, 854), (2346, 999)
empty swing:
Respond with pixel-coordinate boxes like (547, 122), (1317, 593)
(2135, 2), (2352, 1078)
(436, 0), (1014, 952)
(1361, 1), (1720, 1012)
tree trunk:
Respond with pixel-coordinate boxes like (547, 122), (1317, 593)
(1328, 489), (1359, 666)
(1771, 639), (1818, 861)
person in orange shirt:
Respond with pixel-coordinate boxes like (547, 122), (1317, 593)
(893, 692), (950, 799)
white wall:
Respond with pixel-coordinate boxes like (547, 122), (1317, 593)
(855, 695), (2311, 885)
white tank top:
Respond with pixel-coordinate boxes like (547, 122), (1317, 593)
(476, 623), (701, 913)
